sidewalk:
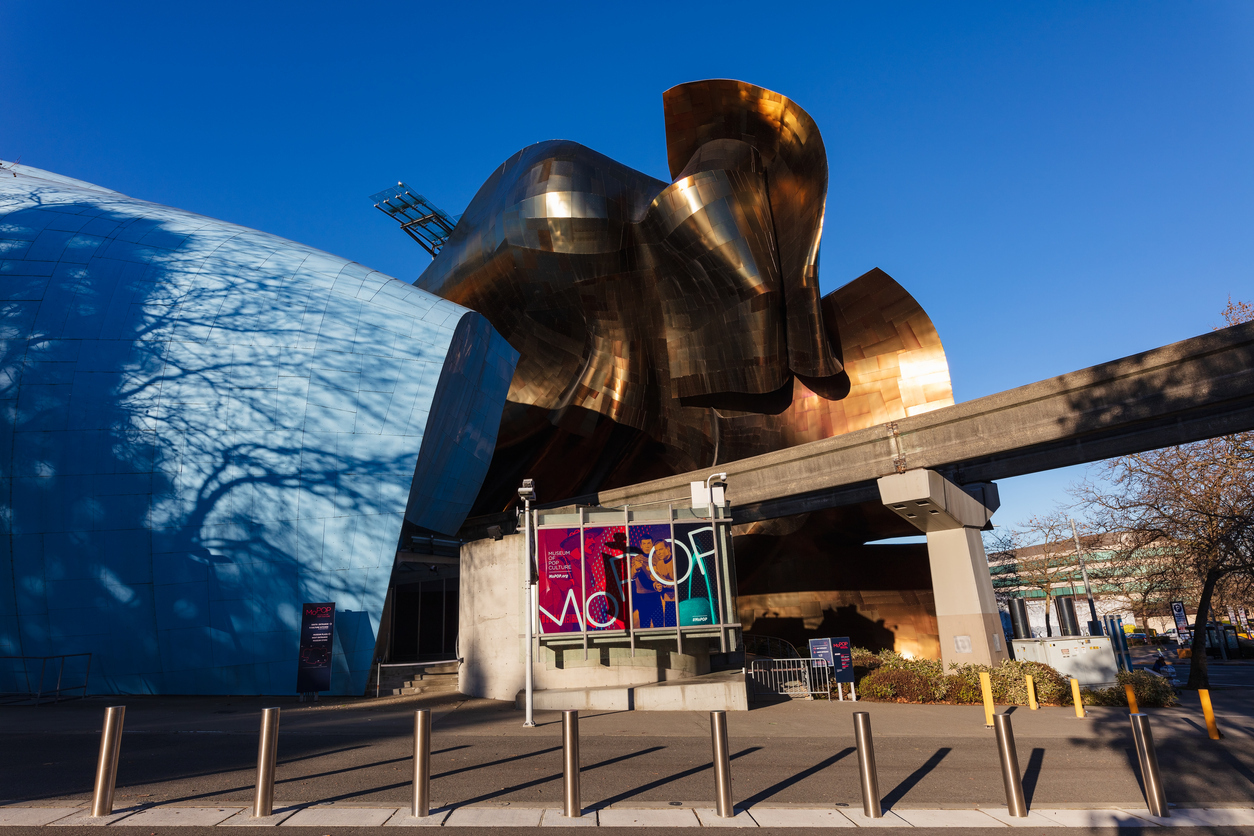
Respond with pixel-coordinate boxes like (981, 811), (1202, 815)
(4, 800), (1254, 829)
(3, 691), (1254, 829)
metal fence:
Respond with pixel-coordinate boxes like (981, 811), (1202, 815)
(743, 634), (801, 659)
(0, 654), (92, 704)
(746, 658), (831, 702)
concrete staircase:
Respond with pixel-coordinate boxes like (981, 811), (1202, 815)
(373, 662), (460, 697)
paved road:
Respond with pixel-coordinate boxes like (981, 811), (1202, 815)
(4, 689), (1254, 813)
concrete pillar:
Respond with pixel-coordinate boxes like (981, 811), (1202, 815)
(878, 469), (1009, 669)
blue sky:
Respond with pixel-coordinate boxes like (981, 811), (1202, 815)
(5, 1), (1252, 531)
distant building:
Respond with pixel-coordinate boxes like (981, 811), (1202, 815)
(987, 533), (1192, 637)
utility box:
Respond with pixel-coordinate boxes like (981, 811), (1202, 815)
(1010, 637), (1118, 687)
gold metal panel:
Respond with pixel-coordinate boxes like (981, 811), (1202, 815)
(411, 83), (953, 514)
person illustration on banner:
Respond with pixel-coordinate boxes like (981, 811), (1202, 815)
(632, 537), (676, 628)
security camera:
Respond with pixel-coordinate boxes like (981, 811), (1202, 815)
(517, 478), (537, 502)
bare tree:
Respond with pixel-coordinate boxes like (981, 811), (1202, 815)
(993, 512), (1078, 637)
(1081, 527), (1186, 628)
(1075, 299), (1254, 689)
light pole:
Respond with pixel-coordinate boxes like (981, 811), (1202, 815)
(519, 478), (537, 727)
(704, 472), (727, 519)
(1070, 518), (1100, 635)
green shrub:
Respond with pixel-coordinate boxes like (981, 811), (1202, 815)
(850, 654), (1078, 706)
(859, 666), (948, 702)
(1082, 670), (1178, 708)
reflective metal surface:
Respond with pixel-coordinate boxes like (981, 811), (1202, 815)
(993, 714), (1027, 817)
(90, 706), (125, 817)
(1130, 713), (1169, 818)
(709, 710), (734, 818)
(562, 710), (581, 817)
(412, 709), (431, 817)
(252, 707), (280, 818)
(413, 80), (952, 513)
(853, 711), (882, 818)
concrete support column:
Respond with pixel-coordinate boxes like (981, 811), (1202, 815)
(878, 469), (1008, 670)
(925, 526), (1007, 668)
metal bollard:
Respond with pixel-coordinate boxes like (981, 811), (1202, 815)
(1130, 713), (1169, 818)
(1070, 678), (1085, 718)
(252, 707), (280, 818)
(993, 714), (1027, 817)
(1199, 689), (1222, 739)
(562, 710), (581, 817)
(90, 706), (126, 817)
(979, 671), (995, 727)
(1125, 683), (1139, 714)
(709, 710), (734, 818)
(412, 709), (431, 817)
(1025, 675), (1038, 711)
(852, 711), (882, 818)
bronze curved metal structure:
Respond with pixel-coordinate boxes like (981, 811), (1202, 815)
(415, 79), (953, 514)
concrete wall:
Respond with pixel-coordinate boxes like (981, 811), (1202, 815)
(458, 534), (525, 701)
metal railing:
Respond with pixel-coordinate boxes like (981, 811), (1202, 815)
(747, 657), (831, 702)
(375, 659), (460, 698)
(743, 634), (801, 659)
(0, 654), (91, 704)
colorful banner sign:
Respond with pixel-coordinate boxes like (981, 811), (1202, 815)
(536, 521), (725, 634)
(537, 527), (583, 633)
(1239, 607), (1250, 633)
(296, 602), (335, 693)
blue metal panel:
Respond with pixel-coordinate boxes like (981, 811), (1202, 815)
(0, 164), (518, 695)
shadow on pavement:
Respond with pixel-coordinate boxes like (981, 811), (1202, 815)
(738, 747), (855, 807)
(589, 747), (762, 810)
(882, 747), (950, 809)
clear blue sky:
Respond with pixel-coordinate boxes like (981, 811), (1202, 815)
(5, 1), (1252, 531)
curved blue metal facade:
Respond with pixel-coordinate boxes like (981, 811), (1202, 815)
(0, 165), (517, 695)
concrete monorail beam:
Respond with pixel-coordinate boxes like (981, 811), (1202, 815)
(596, 319), (1254, 522)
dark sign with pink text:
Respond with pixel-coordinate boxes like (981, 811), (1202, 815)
(296, 602), (335, 692)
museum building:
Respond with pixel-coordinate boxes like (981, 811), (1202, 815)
(2, 80), (981, 699)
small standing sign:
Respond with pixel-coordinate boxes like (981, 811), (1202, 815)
(808, 637), (835, 667)
(296, 602), (335, 696)
(809, 636), (856, 700)
(1170, 601), (1191, 646)
(831, 637), (855, 684)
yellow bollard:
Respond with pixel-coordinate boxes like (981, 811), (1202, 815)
(1124, 682), (1139, 714)
(1026, 675), (1038, 710)
(980, 671), (995, 727)
(1200, 689), (1223, 739)
(1071, 677), (1085, 718)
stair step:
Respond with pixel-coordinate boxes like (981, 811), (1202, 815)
(384, 682), (461, 696)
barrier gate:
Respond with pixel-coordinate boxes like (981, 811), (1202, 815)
(746, 658), (832, 702)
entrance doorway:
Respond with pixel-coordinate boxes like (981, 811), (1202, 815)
(390, 576), (458, 661)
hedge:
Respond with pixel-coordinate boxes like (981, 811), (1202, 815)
(842, 649), (1177, 707)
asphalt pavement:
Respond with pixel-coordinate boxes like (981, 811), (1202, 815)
(4, 666), (1254, 834)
